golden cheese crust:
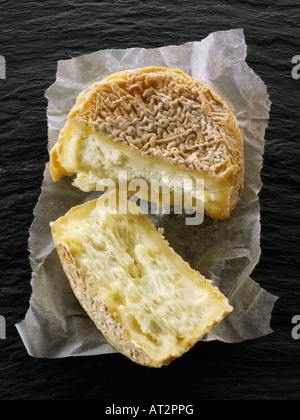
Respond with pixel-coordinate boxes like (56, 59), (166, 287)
(50, 67), (244, 219)
(67, 66), (244, 180)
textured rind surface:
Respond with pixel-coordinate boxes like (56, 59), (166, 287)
(50, 67), (244, 218)
(68, 67), (243, 179)
(50, 199), (233, 368)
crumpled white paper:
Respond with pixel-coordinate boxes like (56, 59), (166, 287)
(16, 29), (278, 358)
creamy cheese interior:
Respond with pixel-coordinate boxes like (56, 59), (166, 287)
(52, 198), (231, 366)
(53, 121), (235, 219)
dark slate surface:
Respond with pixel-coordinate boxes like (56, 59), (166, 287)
(0, 0), (300, 401)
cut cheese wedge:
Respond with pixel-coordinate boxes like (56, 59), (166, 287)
(50, 193), (233, 367)
(50, 67), (244, 220)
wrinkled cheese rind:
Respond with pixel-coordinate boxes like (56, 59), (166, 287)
(50, 67), (244, 220)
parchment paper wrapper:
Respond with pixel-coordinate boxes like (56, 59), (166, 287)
(16, 29), (278, 358)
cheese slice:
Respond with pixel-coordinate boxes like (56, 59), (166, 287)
(50, 193), (233, 367)
(50, 67), (244, 220)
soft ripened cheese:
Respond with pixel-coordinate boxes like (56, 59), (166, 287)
(51, 121), (236, 219)
(50, 67), (245, 220)
(51, 195), (233, 367)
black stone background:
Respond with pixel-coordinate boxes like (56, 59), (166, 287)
(0, 0), (300, 401)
